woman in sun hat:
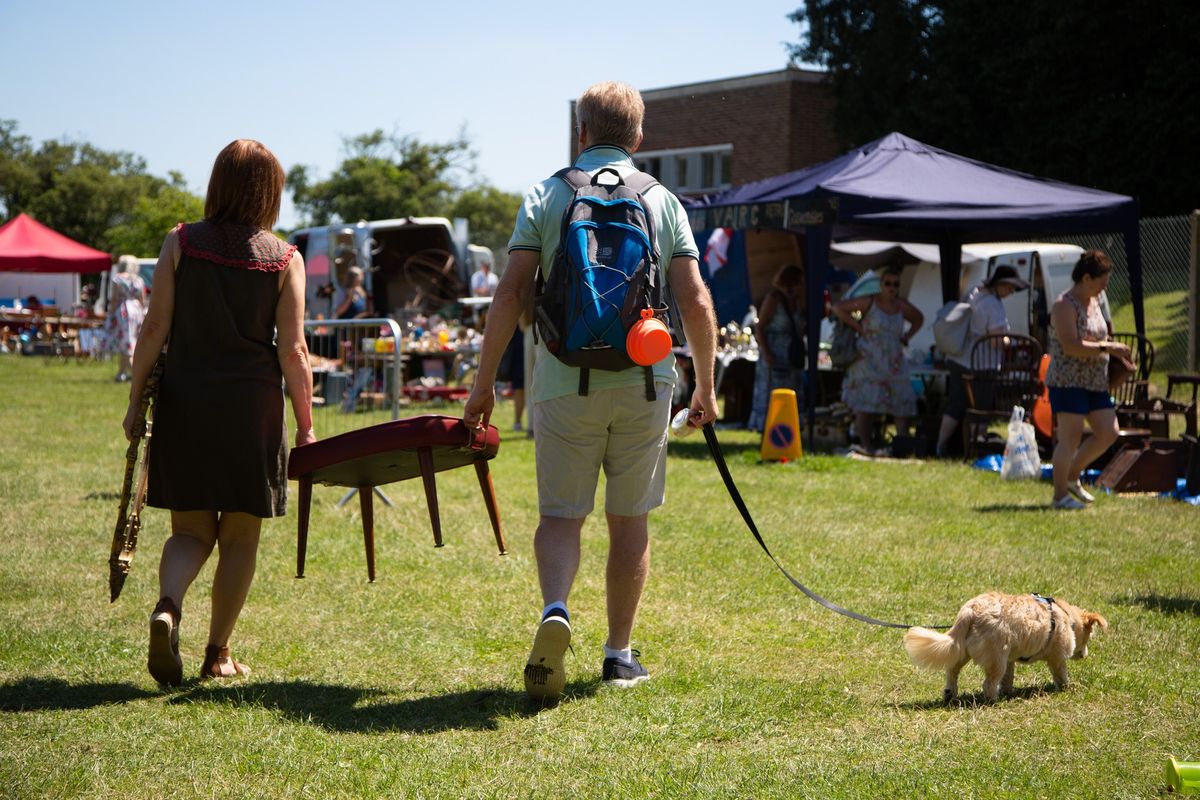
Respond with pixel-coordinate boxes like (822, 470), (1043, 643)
(935, 264), (1030, 457)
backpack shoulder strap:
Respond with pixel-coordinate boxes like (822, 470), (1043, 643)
(623, 170), (659, 195)
(620, 170), (662, 265)
(553, 167), (591, 191)
(544, 166), (593, 289)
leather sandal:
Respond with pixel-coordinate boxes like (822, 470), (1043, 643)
(147, 597), (183, 686)
(200, 644), (251, 680)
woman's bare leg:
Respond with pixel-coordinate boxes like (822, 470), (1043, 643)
(159, 511), (219, 609)
(207, 512), (262, 648)
(855, 412), (873, 450)
(1070, 407), (1119, 476)
(1052, 412), (1085, 501)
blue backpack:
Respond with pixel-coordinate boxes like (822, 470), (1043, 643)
(533, 166), (676, 399)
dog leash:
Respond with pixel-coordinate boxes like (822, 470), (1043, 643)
(700, 423), (950, 630)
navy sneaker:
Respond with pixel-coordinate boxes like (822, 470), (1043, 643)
(523, 611), (571, 700)
(601, 649), (649, 688)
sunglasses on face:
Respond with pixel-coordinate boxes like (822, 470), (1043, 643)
(882, 280), (900, 288)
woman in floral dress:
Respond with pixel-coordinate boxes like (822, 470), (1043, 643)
(107, 255), (147, 381)
(749, 264), (806, 432)
(832, 266), (924, 452)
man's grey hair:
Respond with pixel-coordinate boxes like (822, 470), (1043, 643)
(576, 81), (644, 150)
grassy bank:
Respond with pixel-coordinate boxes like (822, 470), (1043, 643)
(0, 357), (1196, 799)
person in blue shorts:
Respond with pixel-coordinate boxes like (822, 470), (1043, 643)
(1045, 250), (1132, 509)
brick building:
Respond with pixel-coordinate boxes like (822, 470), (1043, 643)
(569, 67), (840, 197)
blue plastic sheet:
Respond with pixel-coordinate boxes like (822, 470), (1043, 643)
(974, 457), (1197, 504)
(972, 455), (1056, 482)
(1160, 478), (1200, 506)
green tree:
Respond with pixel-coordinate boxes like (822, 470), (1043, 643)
(447, 184), (522, 268)
(0, 120), (39, 220)
(287, 129), (474, 226)
(789, 1), (1200, 214)
(106, 172), (206, 257)
(788, 1), (936, 149)
(0, 119), (202, 252)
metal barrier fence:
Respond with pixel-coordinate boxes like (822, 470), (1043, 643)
(1031, 212), (1199, 370)
(304, 318), (403, 440)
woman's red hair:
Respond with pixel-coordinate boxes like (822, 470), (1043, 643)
(204, 139), (285, 229)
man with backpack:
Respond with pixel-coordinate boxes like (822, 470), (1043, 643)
(463, 81), (718, 701)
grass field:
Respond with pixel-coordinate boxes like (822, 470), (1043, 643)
(1, 357), (1197, 799)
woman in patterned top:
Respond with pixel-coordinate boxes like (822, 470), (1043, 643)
(122, 140), (315, 683)
(834, 265), (924, 453)
(749, 264), (806, 432)
(107, 255), (147, 382)
(1045, 250), (1131, 509)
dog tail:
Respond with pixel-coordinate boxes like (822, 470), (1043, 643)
(903, 609), (971, 670)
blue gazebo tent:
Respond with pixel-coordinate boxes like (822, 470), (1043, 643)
(688, 132), (1143, 435)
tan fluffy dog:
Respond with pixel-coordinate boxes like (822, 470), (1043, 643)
(904, 592), (1107, 702)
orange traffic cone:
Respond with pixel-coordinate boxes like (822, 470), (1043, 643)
(760, 388), (803, 461)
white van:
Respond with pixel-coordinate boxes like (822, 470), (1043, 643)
(829, 241), (1084, 356)
(289, 217), (486, 321)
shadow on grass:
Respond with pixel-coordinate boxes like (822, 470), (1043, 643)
(899, 683), (1057, 710)
(170, 678), (601, 732)
(973, 503), (1054, 513)
(668, 436), (760, 462)
(0, 677), (157, 711)
(1117, 593), (1200, 616)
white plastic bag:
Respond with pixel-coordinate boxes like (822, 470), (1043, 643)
(1000, 405), (1041, 480)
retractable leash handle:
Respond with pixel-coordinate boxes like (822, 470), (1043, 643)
(700, 423), (950, 630)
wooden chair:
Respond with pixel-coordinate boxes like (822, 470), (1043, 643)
(287, 415), (507, 582)
(1110, 331), (1193, 438)
(961, 334), (1044, 460)
(1109, 331), (1154, 408)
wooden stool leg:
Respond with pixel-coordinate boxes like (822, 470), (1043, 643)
(418, 446), (443, 547)
(474, 460), (506, 555)
(359, 485), (376, 582)
(296, 476), (312, 578)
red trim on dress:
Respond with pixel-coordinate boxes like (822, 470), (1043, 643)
(178, 222), (296, 273)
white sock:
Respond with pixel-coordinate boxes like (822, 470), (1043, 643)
(541, 602), (568, 621)
(603, 644), (632, 662)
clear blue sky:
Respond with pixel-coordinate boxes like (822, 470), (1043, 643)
(0, 1), (810, 229)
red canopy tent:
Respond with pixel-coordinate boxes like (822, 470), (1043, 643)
(0, 213), (110, 273)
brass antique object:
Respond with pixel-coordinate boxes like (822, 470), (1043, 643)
(108, 355), (164, 602)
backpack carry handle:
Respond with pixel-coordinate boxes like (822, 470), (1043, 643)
(591, 167), (624, 187)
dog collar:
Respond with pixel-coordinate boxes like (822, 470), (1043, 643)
(1019, 594), (1057, 662)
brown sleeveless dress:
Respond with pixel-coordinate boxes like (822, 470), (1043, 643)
(147, 221), (298, 517)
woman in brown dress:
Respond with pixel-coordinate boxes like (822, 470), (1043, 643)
(122, 140), (315, 685)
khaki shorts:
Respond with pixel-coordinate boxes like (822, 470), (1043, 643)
(533, 382), (671, 518)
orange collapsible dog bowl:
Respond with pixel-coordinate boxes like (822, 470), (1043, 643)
(626, 309), (671, 366)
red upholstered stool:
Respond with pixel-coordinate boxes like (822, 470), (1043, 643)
(287, 415), (507, 582)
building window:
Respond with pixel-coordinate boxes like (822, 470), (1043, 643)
(632, 145), (733, 194)
(675, 156), (690, 189)
(636, 156), (661, 179)
(701, 152), (716, 189)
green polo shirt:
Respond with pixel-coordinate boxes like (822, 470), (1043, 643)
(509, 145), (699, 403)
